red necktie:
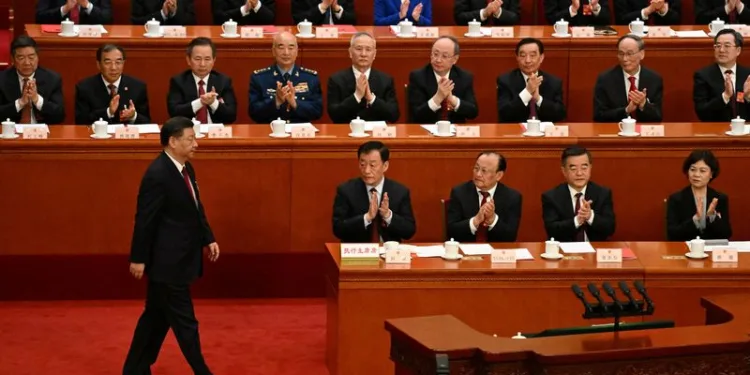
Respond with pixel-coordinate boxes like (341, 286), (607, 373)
(20, 78), (32, 124)
(574, 192), (585, 241)
(730, 8), (738, 23)
(196, 80), (208, 124)
(529, 97), (537, 120)
(726, 70), (737, 118)
(628, 75), (638, 120)
(475, 191), (490, 242)
(182, 167), (196, 203)
(369, 188), (382, 243)
(439, 77), (450, 121)
(70, 5), (80, 23)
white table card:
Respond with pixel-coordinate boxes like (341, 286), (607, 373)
(491, 27), (514, 38)
(545, 125), (569, 137)
(647, 26), (671, 37)
(385, 248), (411, 264)
(163, 26), (187, 38)
(571, 27), (594, 37)
(241, 27), (263, 38)
(491, 249), (517, 263)
(417, 27), (439, 38)
(291, 126), (315, 138)
(341, 243), (380, 259)
(77, 25), (102, 37)
(712, 248), (739, 263)
(372, 126), (396, 138)
(208, 127), (232, 138)
(316, 27), (338, 38)
(115, 126), (139, 139)
(23, 126), (48, 139)
(456, 126), (480, 137)
(596, 248), (622, 263)
(640, 125), (665, 137)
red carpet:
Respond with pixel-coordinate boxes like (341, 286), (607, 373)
(0, 299), (328, 375)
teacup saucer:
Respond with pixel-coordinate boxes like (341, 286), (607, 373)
(143, 33), (164, 38)
(90, 134), (112, 139)
(348, 132), (369, 138)
(629, 32), (647, 37)
(58, 32), (78, 37)
(540, 252), (564, 260)
(441, 254), (463, 261)
(295, 33), (315, 39)
(618, 131), (640, 137)
(685, 252), (709, 260)
(269, 133), (290, 138)
(434, 132), (454, 137)
(0, 133), (19, 139)
(195, 133), (206, 139)
(725, 130), (749, 136)
(522, 131), (544, 137)
(397, 33), (416, 38)
(220, 33), (240, 38)
(464, 32), (484, 38)
(551, 33), (571, 38)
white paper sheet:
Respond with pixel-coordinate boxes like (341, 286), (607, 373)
(559, 242), (596, 253)
(74, 25), (108, 33)
(106, 124), (161, 134)
(420, 124), (456, 135)
(364, 121), (387, 131)
(503, 248), (535, 260)
(459, 244), (493, 255)
(675, 30), (708, 38)
(414, 245), (446, 258)
(480, 27), (492, 36)
(521, 122), (554, 131)
(686, 241), (750, 252)
(284, 123), (319, 132)
(14, 124), (49, 133)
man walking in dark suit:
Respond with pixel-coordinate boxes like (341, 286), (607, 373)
(292, 0), (356, 24)
(36, 0), (112, 24)
(542, 146), (616, 242)
(447, 152), (522, 243)
(332, 141), (416, 243)
(454, 0), (520, 25)
(75, 44), (151, 125)
(0, 35), (65, 124)
(408, 36), (478, 124)
(168, 37), (237, 124)
(132, 0), (196, 25)
(593, 35), (663, 122)
(327, 32), (399, 124)
(123, 116), (220, 375)
(694, 29), (750, 122)
(497, 38), (566, 123)
(211, 0), (275, 25)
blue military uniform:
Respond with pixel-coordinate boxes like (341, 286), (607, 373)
(248, 64), (323, 124)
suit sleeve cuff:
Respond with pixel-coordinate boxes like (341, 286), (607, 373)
(384, 210), (393, 225)
(487, 214), (499, 230)
(495, 8), (503, 18)
(15, 99), (22, 112)
(469, 216), (478, 234)
(85, 3), (93, 14)
(428, 98), (441, 112)
(593, 5), (601, 15)
(209, 98), (220, 112)
(569, 6), (577, 17)
(34, 96), (44, 111)
(254, 0), (263, 13)
(520, 89), (532, 105)
(354, 93), (362, 103)
(335, 7), (344, 18)
(480, 8), (488, 21)
(587, 210), (595, 225)
(453, 97), (461, 111)
(363, 214), (371, 228)
(191, 99), (203, 114)
(368, 95), (377, 105)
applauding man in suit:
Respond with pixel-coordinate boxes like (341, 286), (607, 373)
(594, 35), (663, 122)
(614, 0), (680, 25)
(168, 37), (237, 124)
(497, 38), (565, 123)
(292, 0), (356, 25)
(695, 0), (750, 24)
(212, 0), (276, 25)
(454, 0), (520, 25)
(408, 36), (478, 123)
(333, 141), (416, 243)
(123, 116), (219, 375)
(447, 152), (522, 243)
(36, 0), (112, 24)
(542, 146), (616, 242)
(75, 44), (151, 125)
(132, 0), (196, 25)
(327, 32), (399, 123)
(544, 0), (610, 25)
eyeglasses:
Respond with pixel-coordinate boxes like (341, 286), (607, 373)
(714, 43), (737, 50)
(431, 51), (455, 61)
(102, 59), (124, 67)
(473, 166), (495, 175)
(617, 51), (639, 59)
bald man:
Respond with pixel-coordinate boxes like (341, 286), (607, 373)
(249, 31), (323, 124)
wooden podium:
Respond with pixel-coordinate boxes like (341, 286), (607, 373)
(385, 294), (750, 375)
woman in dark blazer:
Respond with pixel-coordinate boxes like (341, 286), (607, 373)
(374, 0), (432, 26)
(666, 150), (732, 241)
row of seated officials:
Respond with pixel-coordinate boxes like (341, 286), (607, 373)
(332, 142), (732, 244)
(32, 0), (750, 26)
(1, 29), (747, 126)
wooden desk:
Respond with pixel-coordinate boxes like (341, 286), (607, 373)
(325, 242), (750, 375)
(25, 25), (748, 125)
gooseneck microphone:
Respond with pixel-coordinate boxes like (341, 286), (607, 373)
(587, 283), (609, 312)
(571, 284), (594, 312)
(602, 282), (624, 311)
(618, 280), (639, 309)
(633, 280), (655, 310)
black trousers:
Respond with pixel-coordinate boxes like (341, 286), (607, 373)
(122, 281), (212, 375)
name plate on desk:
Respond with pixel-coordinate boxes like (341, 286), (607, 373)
(640, 125), (664, 137)
(208, 126), (232, 138)
(456, 126), (480, 138)
(341, 243), (379, 258)
(385, 248), (411, 264)
(115, 126), (139, 139)
(241, 27), (263, 38)
(647, 26), (671, 37)
(316, 27), (338, 38)
(545, 125), (569, 137)
(22, 126), (47, 139)
(596, 248), (622, 263)
(571, 27), (594, 38)
(163, 26), (187, 38)
(372, 126), (396, 138)
(712, 248), (738, 263)
(78, 25), (102, 37)
(491, 249), (516, 264)
(417, 27), (439, 38)
(491, 27), (514, 38)
(291, 126), (315, 138)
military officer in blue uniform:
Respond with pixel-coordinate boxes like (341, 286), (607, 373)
(249, 31), (323, 124)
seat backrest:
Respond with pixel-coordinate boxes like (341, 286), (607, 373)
(663, 198), (668, 240)
(440, 198), (450, 241)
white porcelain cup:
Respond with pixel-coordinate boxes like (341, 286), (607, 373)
(731, 117), (745, 134)
(629, 18), (644, 34)
(468, 19), (481, 35)
(527, 118), (541, 133)
(690, 236), (705, 256)
(191, 118), (201, 136)
(92, 118), (108, 137)
(270, 118), (286, 135)
(297, 20), (313, 35)
(384, 241), (399, 252)
(554, 20), (569, 35)
(619, 117), (637, 134)
(350, 117), (365, 134)
(545, 238), (560, 256)
(399, 19), (413, 35)
(436, 120), (451, 135)
(61, 18), (75, 34)
(710, 18), (725, 34)
(1, 119), (14, 137)
(144, 18), (160, 35)
(444, 239), (459, 258)
(222, 19), (238, 35)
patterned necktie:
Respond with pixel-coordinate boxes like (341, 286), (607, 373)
(108, 84), (117, 97)
(575, 192), (585, 241)
(70, 5), (80, 23)
(196, 80), (208, 124)
(475, 191), (490, 242)
(628, 75), (638, 120)
(369, 188), (382, 243)
(20, 78), (32, 124)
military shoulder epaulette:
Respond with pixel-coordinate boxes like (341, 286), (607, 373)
(253, 66), (271, 74)
(300, 67), (318, 75)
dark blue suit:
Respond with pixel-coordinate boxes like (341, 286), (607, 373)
(36, 0), (112, 24)
(374, 0), (432, 26)
(248, 64), (322, 124)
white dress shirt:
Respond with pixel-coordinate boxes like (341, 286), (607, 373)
(720, 64), (738, 104)
(241, 0), (263, 16)
(191, 73), (220, 124)
(641, 5), (668, 20)
(318, 3), (345, 24)
(519, 71), (544, 107)
(726, 0), (745, 15)
(428, 70), (462, 112)
(569, 184), (595, 241)
(363, 177), (393, 228)
(165, 150), (197, 204)
(469, 183), (500, 234)
(352, 67), (377, 105)
(623, 67), (641, 100)
(14, 72), (44, 124)
(102, 75), (139, 123)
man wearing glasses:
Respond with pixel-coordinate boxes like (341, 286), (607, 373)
(407, 35), (478, 123)
(593, 34), (663, 122)
(694, 29), (750, 122)
(75, 44), (151, 125)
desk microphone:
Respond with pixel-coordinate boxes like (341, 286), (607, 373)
(633, 280), (655, 310)
(618, 281), (639, 309)
(587, 283), (608, 312)
(571, 284), (594, 312)
(602, 282), (624, 311)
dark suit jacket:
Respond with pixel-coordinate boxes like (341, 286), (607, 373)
(541, 182), (616, 242)
(544, 0), (610, 25)
(667, 186), (732, 241)
(332, 177), (416, 243)
(447, 181), (522, 242)
(292, 0), (356, 24)
(36, 0), (112, 24)
(0, 67), (65, 124)
(454, 0), (520, 25)
(211, 0), (275, 25)
(593, 65), (663, 122)
(693, 64), (750, 122)
(695, 0), (750, 23)
(130, 152), (215, 285)
(375, 0), (432, 25)
(497, 69), (566, 123)
(327, 68), (400, 123)
(132, 0), (196, 25)
(408, 64), (478, 123)
(75, 74), (151, 125)
(614, 0), (681, 25)
(167, 70), (237, 124)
